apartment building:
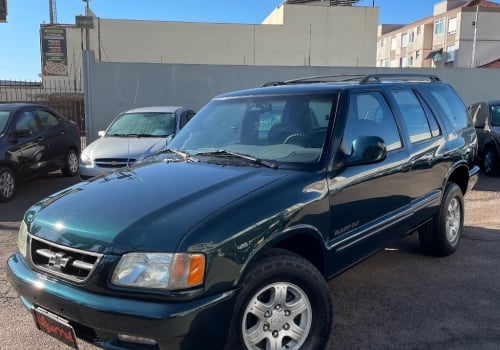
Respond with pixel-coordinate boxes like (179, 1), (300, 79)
(376, 0), (500, 68)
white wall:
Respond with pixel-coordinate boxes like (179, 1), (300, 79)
(50, 3), (378, 86)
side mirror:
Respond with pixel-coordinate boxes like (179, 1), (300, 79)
(346, 136), (386, 166)
(98, 130), (105, 137)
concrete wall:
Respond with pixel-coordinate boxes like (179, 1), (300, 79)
(82, 51), (500, 143)
(55, 3), (377, 93)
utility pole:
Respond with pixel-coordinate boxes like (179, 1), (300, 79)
(471, 4), (479, 67)
(48, 0), (57, 24)
(83, 0), (90, 50)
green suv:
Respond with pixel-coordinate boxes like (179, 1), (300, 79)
(8, 74), (479, 350)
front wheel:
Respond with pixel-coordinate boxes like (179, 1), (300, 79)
(62, 149), (79, 177)
(0, 167), (16, 202)
(225, 249), (332, 350)
(483, 148), (499, 176)
(418, 182), (464, 256)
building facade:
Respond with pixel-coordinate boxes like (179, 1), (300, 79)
(376, 0), (500, 68)
(41, 2), (378, 88)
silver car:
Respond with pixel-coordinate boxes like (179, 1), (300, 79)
(79, 106), (195, 179)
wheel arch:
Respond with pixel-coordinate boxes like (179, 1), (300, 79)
(240, 227), (327, 283)
(446, 164), (469, 195)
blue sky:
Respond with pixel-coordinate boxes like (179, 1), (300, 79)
(1, 0), (439, 80)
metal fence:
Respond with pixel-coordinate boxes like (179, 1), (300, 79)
(0, 79), (86, 148)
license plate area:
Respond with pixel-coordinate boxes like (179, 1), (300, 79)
(33, 307), (79, 349)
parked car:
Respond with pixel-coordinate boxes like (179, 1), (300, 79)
(8, 74), (479, 350)
(468, 100), (500, 176)
(79, 106), (195, 179)
(0, 103), (80, 202)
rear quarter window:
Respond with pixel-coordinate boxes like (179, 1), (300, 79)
(421, 84), (470, 132)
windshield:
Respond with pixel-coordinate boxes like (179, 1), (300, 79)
(168, 93), (337, 165)
(106, 112), (176, 137)
(0, 111), (11, 134)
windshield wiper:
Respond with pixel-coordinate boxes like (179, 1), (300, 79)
(196, 150), (278, 169)
(163, 148), (199, 162)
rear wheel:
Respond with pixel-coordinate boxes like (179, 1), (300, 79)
(483, 147), (499, 176)
(418, 182), (464, 256)
(0, 167), (16, 202)
(62, 149), (79, 177)
(225, 249), (332, 350)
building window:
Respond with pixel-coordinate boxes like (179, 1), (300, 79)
(448, 18), (457, 34)
(391, 37), (397, 51)
(402, 33), (409, 48)
(401, 56), (409, 67)
(434, 18), (445, 35)
(408, 56), (414, 66)
(383, 59), (390, 67)
(380, 38), (384, 47)
(408, 31), (414, 43)
(417, 26), (422, 35)
(446, 46), (456, 62)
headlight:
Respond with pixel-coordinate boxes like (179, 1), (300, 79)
(111, 252), (205, 290)
(80, 153), (93, 166)
(18, 221), (28, 258)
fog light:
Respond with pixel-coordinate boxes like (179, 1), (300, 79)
(118, 334), (157, 345)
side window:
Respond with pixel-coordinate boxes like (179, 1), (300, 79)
(16, 111), (40, 133)
(38, 110), (60, 128)
(180, 111), (196, 128)
(489, 105), (500, 126)
(424, 85), (469, 131)
(391, 89), (432, 143)
(474, 103), (489, 127)
(343, 91), (402, 153)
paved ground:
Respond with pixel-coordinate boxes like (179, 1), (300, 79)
(1, 172), (499, 349)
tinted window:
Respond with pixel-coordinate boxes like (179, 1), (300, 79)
(16, 112), (40, 133)
(391, 89), (432, 143)
(0, 111), (10, 133)
(425, 85), (469, 131)
(343, 91), (402, 152)
(38, 110), (60, 128)
(473, 103), (489, 127)
(489, 104), (500, 126)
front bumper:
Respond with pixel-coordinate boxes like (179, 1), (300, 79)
(7, 253), (237, 350)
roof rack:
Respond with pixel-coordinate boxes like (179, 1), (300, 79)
(262, 74), (366, 87)
(262, 73), (441, 87)
(359, 74), (441, 84)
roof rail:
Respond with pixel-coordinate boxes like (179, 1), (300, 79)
(262, 73), (441, 87)
(262, 74), (366, 87)
(359, 74), (441, 84)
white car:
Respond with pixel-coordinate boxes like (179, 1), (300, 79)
(79, 106), (195, 179)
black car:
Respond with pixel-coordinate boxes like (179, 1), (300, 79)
(8, 74), (478, 350)
(0, 103), (81, 202)
(468, 100), (500, 176)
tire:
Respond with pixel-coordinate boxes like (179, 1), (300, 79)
(62, 148), (79, 177)
(418, 182), (464, 257)
(225, 249), (332, 350)
(0, 167), (16, 203)
(483, 147), (499, 177)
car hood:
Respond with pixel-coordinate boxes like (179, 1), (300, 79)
(83, 136), (167, 160)
(25, 161), (287, 254)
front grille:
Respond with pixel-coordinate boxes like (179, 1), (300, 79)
(94, 158), (136, 168)
(30, 235), (103, 283)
